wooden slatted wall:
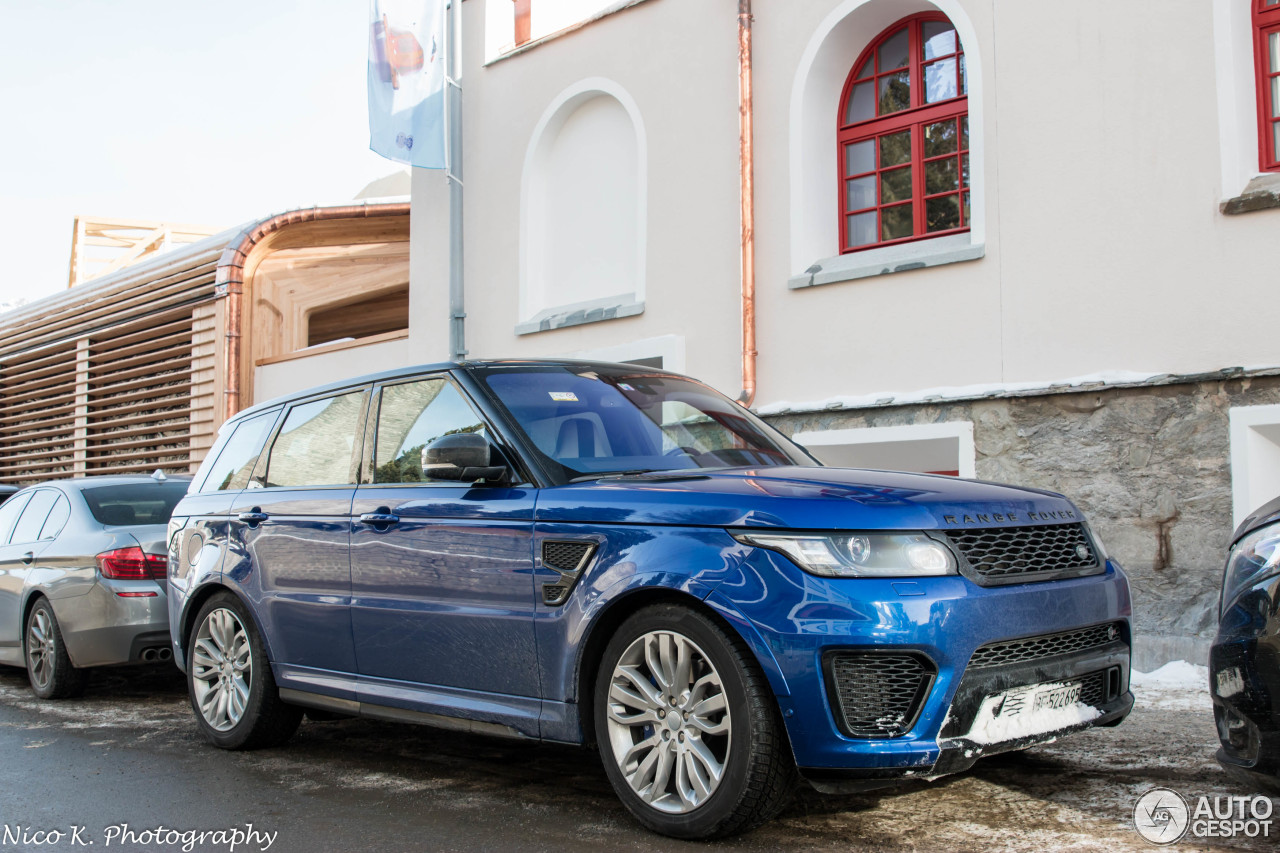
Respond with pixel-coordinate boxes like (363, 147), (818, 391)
(0, 244), (225, 486)
(84, 311), (196, 475)
(0, 344), (78, 484)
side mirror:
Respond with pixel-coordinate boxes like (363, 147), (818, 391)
(422, 434), (508, 483)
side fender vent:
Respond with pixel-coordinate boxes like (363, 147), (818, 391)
(541, 540), (597, 606)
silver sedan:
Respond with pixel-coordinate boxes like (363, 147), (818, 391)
(0, 473), (191, 698)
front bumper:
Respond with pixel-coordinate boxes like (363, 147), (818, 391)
(803, 645), (1132, 792)
(1211, 574), (1280, 787)
(715, 553), (1133, 786)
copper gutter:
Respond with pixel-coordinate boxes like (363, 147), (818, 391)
(214, 202), (411, 421)
(736, 0), (757, 407)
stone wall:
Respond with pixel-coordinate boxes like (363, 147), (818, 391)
(763, 374), (1280, 670)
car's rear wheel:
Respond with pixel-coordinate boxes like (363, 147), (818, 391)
(187, 592), (301, 749)
(25, 598), (88, 700)
(594, 604), (795, 838)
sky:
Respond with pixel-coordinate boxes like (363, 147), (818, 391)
(0, 1), (403, 306)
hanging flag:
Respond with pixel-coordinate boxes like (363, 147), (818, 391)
(368, 0), (447, 169)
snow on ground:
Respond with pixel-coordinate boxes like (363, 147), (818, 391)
(1131, 660), (1212, 712)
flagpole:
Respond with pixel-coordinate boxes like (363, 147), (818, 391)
(444, 0), (466, 360)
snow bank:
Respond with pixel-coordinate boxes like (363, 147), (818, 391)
(1131, 661), (1211, 711)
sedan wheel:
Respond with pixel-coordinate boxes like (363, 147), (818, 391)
(186, 592), (301, 749)
(595, 604), (794, 839)
(25, 598), (88, 700)
(192, 607), (253, 732)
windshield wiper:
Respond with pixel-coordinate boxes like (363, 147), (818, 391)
(568, 469), (654, 483)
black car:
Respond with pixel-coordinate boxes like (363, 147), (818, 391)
(1211, 495), (1280, 790)
(0, 485), (18, 504)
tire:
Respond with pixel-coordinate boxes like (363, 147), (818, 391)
(25, 598), (89, 700)
(593, 604), (795, 839)
(187, 592), (301, 750)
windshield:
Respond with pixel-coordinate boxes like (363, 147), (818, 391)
(473, 365), (816, 483)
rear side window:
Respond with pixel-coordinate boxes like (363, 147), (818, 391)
(0, 492), (32, 545)
(265, 391), (367, 488)
(83, 482), (192, 526)
(39, 495), (70, 540)
(194, 409), (279, 493)
(11, 490), (59, 544)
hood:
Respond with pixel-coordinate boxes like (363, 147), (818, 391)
(1233, 494), (1280, 544)
(534, 466), (1084, 530)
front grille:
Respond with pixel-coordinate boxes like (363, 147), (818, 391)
(1078, 670), (1109, 708)
(969, 622), (1124, 669)
(945, 522), (1102, 586)
(542, 541), (593, 573)
(826, 653), (934, 738)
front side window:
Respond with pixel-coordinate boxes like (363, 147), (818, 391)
(838, 14), (969, 252)
(265, 391), (367, 488)
(373, 378), (489, 484)
(475, 366), (814, 483)
(1257, 0), (1280, 170)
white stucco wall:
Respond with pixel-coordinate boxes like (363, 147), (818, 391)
(254, 338), (414, 403)
(406, 0), (1279, 406)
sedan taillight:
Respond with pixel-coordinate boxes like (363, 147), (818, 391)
(96, 547), (167, 580)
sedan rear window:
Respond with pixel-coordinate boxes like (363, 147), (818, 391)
(83, 482), (191, 526)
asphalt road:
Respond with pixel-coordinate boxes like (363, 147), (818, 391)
(0, 664), (1271, 852)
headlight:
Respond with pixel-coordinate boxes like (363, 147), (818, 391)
(1221, 521), (1280, 616)
(732, 531), (957, 578)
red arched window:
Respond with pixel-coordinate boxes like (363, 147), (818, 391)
(838, 14), (969, 253)
(1257, 0), (1280, 171)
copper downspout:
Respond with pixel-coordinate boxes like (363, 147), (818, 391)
(214, 202), (412, 421)
(736, 0), (757, 407)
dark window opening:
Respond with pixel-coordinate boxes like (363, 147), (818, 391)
(307, 285), (409, 349)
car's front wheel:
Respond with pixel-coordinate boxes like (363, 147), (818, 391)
(187, 592), (301, 749)
(25, 598), (88, 700)
(594, 603), (795, 838)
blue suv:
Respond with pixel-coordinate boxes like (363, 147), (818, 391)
(167, 360), (1132, 838)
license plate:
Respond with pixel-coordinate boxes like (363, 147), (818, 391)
(1032, 682), (1082, 712)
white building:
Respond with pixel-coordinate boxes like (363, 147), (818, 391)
(270, 0), (1280, 667)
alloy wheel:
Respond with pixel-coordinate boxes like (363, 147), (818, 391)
(604, 630), (732, 814)
(191, 607), (252, 732)
(26, 609), (53, 691)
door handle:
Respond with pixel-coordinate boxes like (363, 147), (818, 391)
(359, 512), (400, 526)
(21, 552), (33, 565)
(237, 510), (269, 527)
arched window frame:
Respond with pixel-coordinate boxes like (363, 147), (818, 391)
(837, 13), (969, 254)
(1256, 0), (1280, 172)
